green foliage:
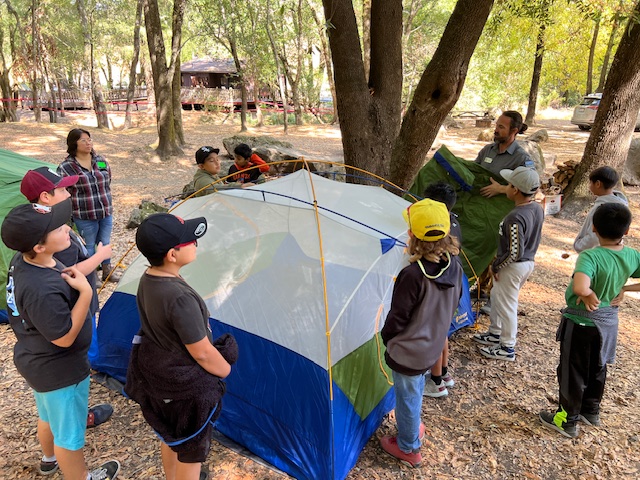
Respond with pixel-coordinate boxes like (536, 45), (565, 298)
(1, 0), (634, 124)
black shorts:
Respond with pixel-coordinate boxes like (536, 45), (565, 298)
(143, 397), (213, 463)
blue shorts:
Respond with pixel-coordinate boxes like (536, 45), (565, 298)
(33, 376), (90, 451)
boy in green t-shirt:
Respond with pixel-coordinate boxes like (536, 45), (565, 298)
(539, 203), (640, 438)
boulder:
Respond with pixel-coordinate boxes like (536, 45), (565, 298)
(477, 129), (493, 142)
(623, 138), (640, 186)
(526, 129), (549, 143)
(127, 200), (168, 229)
(222, 135), (343, 179)
(519, 140), (545, 177)
(443, 115), (462, 129)
(222, 135), (294, 158)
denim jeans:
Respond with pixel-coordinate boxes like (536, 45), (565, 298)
(392, 370), (425, 453)
(73, 215), (113, 260)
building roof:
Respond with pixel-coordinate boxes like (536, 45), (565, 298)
(181, 58), (237, 74)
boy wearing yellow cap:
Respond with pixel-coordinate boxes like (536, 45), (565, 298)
(380, 199), (463, 467)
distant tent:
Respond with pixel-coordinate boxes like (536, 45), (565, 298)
(407, 145), (514, 281)
(93, 170), (474, 479)
(0, 149), (52, 323)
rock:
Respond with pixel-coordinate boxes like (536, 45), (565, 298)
(221, 135), (344, 179)
(519, 139), (545, 177)
(221, 135), (294, 158)
(623, 138), (640, 186)
(526, 129), (549, 143)
(477, 129), (493, 142)
(127, 200), (168, 229)
(443, 115), (462, 129)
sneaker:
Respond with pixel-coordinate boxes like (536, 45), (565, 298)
(90, 460), (120, 480)
(200, 471), (208, 480)
(38, 458), (59, 475)
(539, 411), (578, 438)
(379, 436), (422, 467)
(87, 404), (114, 428)
(478, 344), (515, 361)
(441, 371), (455, 388)
(469, 286), (489, 300)
(472, 331), (500, 346)
(578, 412), (601, 426)
(423, 378), (449, 398)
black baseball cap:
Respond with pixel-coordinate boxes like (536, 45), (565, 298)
(195, 146), (220, 164)
(136, 213), (208, 259)
(1, 199), (72, 252)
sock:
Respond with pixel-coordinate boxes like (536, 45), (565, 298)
(431, 375), (442, 385)
(442, 366), (448, 376)
(42, 454), (56, 462)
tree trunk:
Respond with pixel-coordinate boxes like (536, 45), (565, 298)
(525, 23), (546, 125)
(229, 39), (248, 132)
(144, 0), (184, 158)
(596, 9), (623, 93)
(308, 0), (338, 123)
(170, 0), (185, 145)
(563, 2), (640, 216)
(586, 15), (600, 94)
(362, 0), (371, 83)
(55, 77), (65, 118)
(266, 3), (288, 132)
(390, 0), (495, 189)
(254, 83), (263, 127)
(124, 0), (144, 129)
(322, 0), (403, 181)
(0, 29), (18, 122)
(31, 0), (41, 122)
(76, 0), (109, 128)
(172, 55), (185, 146)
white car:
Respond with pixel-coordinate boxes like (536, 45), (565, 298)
(571, 93), (640, 131)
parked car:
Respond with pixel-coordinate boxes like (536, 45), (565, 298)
(571, 93), (640, 131)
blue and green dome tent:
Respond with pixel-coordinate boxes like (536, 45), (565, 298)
(93, 169), (475, 479)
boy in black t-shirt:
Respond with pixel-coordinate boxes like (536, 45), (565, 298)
(1, 201), (120, 479)
(125, 213), (236, 480)
(21, 167), (115, 426)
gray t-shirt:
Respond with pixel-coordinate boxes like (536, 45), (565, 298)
(573, 192), (628, 252)
(493, 202), (544, 271)
(136, 273), (212, 354)
(474, 140), (534, 176)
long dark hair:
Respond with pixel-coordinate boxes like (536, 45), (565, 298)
(66, 128), (92, 156)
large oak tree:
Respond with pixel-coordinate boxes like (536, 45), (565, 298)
(144, 0), (186, 158)
(322, 0), (495, 188)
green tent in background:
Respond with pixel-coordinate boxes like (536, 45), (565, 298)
(406, 145), (514, 282)
(0, 149), (52, 320)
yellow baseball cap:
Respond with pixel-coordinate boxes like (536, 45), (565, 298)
(402, 199), (450, 242)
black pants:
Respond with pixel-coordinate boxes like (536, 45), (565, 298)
(556, 317), (607, 425)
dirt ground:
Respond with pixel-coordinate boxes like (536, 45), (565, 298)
(1, 109), (639, 479)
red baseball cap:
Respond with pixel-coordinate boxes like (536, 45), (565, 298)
(21, 167), (79, 202)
